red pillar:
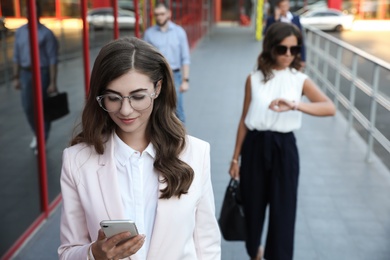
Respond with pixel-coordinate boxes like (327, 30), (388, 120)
(81, 0), (90, 94)
(27, 0), (49, 217)
(112, 0), (119, 39)
(55, 0), (61, 19)
(134, 0), (140, 38)
(328, 0), (342, 10)
(215, 0), (221, 22)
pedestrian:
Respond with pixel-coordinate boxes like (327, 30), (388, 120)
(143, 2), (190, 123)
(12, 2), (59, 152)
(229, 22), (335, 260)
(58, 37), (221, 260)
(264, 0), (306, 67)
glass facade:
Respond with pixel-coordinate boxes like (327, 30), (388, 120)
(343, 0), (390, 19)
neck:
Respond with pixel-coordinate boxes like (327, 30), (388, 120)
(159, 21), (169, 32)
(116, 129), (149, 152)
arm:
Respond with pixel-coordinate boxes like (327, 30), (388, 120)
(268, 78), (336, 116)
(12, 63), (21, 90)
(229, 75), (251, 179)
(299, 78), (336, 116)
(58, 149), (93, 260)
(180, 64), (190, 92)
(194, 142), (221, 259)
(48, 63), (58, 93)
(180, 28), (191, 92)
(46, 31), (59, 94)
(13, 31), (21, 90)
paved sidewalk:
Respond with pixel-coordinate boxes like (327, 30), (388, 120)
(11, 26), (390, 260)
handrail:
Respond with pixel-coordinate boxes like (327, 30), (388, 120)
(304, 25), (390, 70)
(303, 25), (390, 162)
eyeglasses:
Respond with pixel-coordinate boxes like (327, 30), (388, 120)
(154, 12), (166, 17)
(96, 92), (156, 113)
(274, 45), (301, 56)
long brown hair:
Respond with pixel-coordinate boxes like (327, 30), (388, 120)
(257, 22), (302, 82)
(71, 37), (194, 199)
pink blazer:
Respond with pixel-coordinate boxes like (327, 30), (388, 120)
(58, 134), (221, 260)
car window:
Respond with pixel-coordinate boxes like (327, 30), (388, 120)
(91, 10), (110, 16)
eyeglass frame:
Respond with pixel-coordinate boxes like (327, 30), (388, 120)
(273, 45), (301, 56)
(96, 90), (158, 113)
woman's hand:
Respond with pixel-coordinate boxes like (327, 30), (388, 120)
(229, 161), (240, 180)
(269, 98), (297, 112)
(92, 229), (145, 260)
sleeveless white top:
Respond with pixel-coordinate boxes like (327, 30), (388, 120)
(244, 68), (307, 133)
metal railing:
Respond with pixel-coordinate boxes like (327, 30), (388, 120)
(304, 25), (390, 163)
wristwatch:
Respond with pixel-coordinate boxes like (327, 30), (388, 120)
(183, 78), (189, 82)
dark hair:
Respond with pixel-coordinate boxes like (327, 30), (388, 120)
(257, 22), (302, 82)
(276, 0), (289, 6)
(155, 2), (169, 10)
(71, 37), (193, 199)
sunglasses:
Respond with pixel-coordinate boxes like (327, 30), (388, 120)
(274, 45), (301, 56)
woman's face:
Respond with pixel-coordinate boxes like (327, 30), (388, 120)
(273, 34), (298, 70)
(104, 70), (160, 140)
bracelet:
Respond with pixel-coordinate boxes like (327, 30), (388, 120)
(231, 159), (239, 164)
(292, 101), (299, 111)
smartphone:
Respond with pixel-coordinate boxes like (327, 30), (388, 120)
(100, 220), (139, 239)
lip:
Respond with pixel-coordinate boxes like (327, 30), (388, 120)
(119, 117), (137, 124)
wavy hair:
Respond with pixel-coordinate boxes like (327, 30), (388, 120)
(257, 22), (302, 82)
(71, 37), (193, 199)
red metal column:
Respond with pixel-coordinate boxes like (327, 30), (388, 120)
(55, 0), (61, 18)
(328, 0), (342, 10)
(81, 0), (90, 94)
(215, 0), (221, 22)
(112, 0), (119, 39)
(27, 0), (49, 217)
(15, 0), (21, 17)
(134, 0), (140, 38)
(148, 0), (153, 27)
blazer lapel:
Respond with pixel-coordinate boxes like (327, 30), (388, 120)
(97, 134), (125, 220)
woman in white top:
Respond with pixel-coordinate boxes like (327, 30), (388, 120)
(58, 37), (221, 260)
(229, 23), (335, 260)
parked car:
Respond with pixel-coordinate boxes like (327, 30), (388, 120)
(300, 8), (355, 31)
(294, 1), (328, 15)
(87, 7), (139, 30)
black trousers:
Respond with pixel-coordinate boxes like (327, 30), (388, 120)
(240, 130), (299, 260)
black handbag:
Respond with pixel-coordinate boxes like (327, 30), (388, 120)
(218, 178), (246, 241)
(44, 92), (70, 121)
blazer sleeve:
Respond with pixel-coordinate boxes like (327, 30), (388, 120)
(58, 148), (92, 260)
(263, 17), (275, 35)
(193, 142), (222, 259)
(293, 16), (306, 61)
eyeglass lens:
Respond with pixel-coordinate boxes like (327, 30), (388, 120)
(99, 93), (153, 112)
(275, 45), (301, 56)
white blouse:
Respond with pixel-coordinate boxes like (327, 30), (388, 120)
(114, 133), (159, 260)
(244, 68), (307, 133)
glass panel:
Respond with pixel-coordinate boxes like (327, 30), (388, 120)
(221, 0), (239, 21)
(1, 0), (16, 16)
(61, 0), (81, 18)
(0, 85), (41, 257)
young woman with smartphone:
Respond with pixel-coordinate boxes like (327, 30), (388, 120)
(58, 37), (221, 260)
(229, 23), (335, 260)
